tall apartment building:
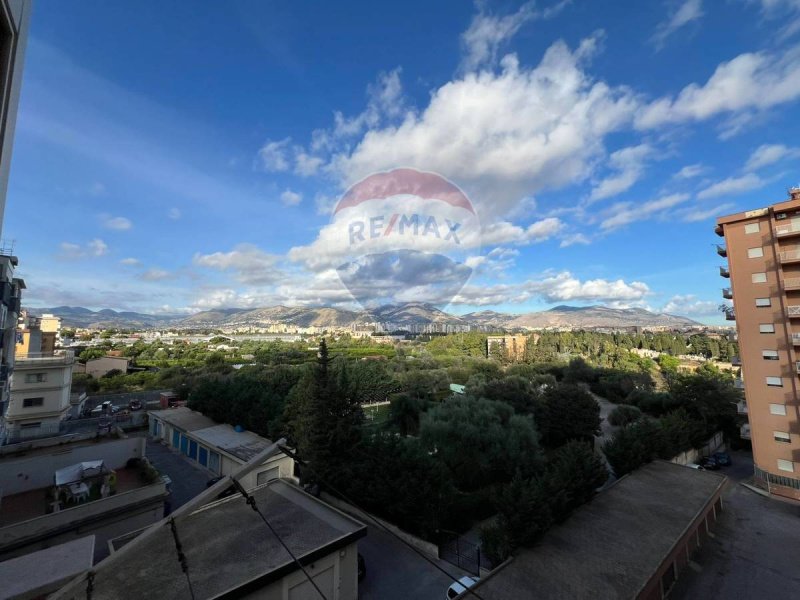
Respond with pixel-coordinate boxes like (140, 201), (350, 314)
(716, 188), (800, 500)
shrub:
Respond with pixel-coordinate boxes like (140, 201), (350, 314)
(607, 405), (643, 427)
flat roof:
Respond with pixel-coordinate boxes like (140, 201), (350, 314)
(190, 424), (274, 462)
(716, 196), (800, 225)
(471, 461), (726, 600)
(0, 535), (95, 600)
(149, 406), (217, 432)
(85, 479), (366, 599)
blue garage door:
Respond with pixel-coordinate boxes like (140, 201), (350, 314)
(188, 440), (198, 461)
(180, 435), (189, 455)
(172, 430), (180, 448)
(198, 447), (208, 467)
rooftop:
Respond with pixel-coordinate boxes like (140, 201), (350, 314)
(190, 423), (273, 462)
(73, 479), (366, 600)
(149, 406), (217, 432)
(471, 461), (726, 600)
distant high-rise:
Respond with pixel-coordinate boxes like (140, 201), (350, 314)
(0, 0), (32, 440)
(716, 188), (800, 500)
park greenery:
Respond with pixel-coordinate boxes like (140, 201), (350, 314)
(69, 328), (742, 562)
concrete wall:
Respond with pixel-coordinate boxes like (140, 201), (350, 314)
(669, 432), (725, 466)
(239, 542), (358, 600)
(0, 436), (145, 495)
(85, 357), (130, 379)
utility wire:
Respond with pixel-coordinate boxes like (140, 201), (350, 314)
(230, 478), (329, 600)
(169, 517), (197, 600)
(279, 445), (487, 600)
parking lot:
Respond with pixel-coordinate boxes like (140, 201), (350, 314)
(672, 451), (800, 599)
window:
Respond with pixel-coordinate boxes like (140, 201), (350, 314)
(20, 422), (41, 429)
(755, 298), (771, 307)
(774, 431), (791, 444)
(748, 247), (764, 258)
(770, 403), (787, 416)
(256, 466), (280, 485)
(767, 376), (783, 387)
(209, 451), (221, 474)
(763, 350), (779, 360)
(777, 459), (794, 473)
(745, 223), (760, 234)
(752, 272), (767, 283)
(760, 323), (775, 333)
(22, 397), (44, 408)
(776, 212), (788, 220)
(24, 373), (47, 383)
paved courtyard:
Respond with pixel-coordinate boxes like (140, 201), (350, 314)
(672, 451), (800, 599)
(144, 437), (210, 509)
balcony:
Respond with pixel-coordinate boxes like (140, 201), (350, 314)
(716, 244), (727, 257)
(715, 223), (723, 237)
(722, 307), (736, 321)
(720, 266), (730, 278)
(731, 356), (741, 366)
(740, 423), (751, 440)
(785, 277), (800, 290)
(796, 361), (800, 374)
(722, 288), (733, 299)
(734, 378), (745, 389)
(776, 222), (800, 238)
(792, 333), (800, 345)
(779, 249), (800, 264)
(737, 401), (748, 414)
(14, 350), (75, 367)
(789, 306), (800, 318)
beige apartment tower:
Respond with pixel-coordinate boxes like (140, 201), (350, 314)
(716, 188), (800, 500)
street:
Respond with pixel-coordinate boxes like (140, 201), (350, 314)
(671, 451), (800, 599)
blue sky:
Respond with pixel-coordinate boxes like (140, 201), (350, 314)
(6, 0), (800, 323)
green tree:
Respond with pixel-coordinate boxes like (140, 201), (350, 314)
(607, 404), (643, 426)
(543, 441), (608, 522)
(537, 383), (601, 449)
(602, 418), (663, 477)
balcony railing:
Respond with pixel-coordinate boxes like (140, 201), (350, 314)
(737, 401), (748, 414)
(792, 333), (800, 345)
(734, 378), (744, 389)
(796, 361), (800, 374)
(14, 350), (75, 366)
(779, 250), (800, 263)
(740, 423), (751, 440)
(715, 224), (723, 237)
(785, 278), (800, 290)
(776, 222), (800, 237)
(789, 306), (800, 318)
(723, 307), (736, 321)
(731, 356), (741, 366)
(720, 266), (730, 278)
(716, 244), (727, 257)
(722, 288), (733, 299)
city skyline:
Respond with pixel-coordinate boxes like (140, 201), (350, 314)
(6, 0), (800, 324)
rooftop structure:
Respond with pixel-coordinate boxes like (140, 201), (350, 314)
(470, 461), (726, 600)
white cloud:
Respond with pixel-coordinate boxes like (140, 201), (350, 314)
(280, 188), (303, 206)
(139, 268), (173, 282)
(696, 173), (764, 199)
(750, 0), (800, 40)
(635, 44), (800, 134)
(101, 215), (132, 230)
(662, 294), (718, 316)
(673, 163), (707, 179)
(651, 0), (704, 49)
(745, 143), (800, 171)
(60, 238), (108, 259)
(600, 193), (691, 230)
(120, 257), (141, 266)
(257, 137), (291, 172)
(168, 207), (181, 220)
(193, 244), (283, 285)
(679, 203), (735, 222)
(559, 233), (591, 247)
(588, 144), (652, 202)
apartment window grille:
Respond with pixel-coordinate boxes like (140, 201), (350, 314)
(759, 323), (775, 333)
(777, 459), (794, 473)
(22, 397), (44, 408)
(770, 403), (787, 416)
(752, 272), (767, 283)
(762, 350), (779, 360)
(748, 247), (764, 258)
(766, 376), (783, 387)
(755, 298), (771, 307)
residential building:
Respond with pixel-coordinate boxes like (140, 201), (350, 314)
(467, 461), (726, 600)
(486, 334), (529, 361)
(0, 254), (22, 427)
(39, 312), (62, 338)
(84, 355), (130, 378)
(149, 406), (295, 489)
(716, 189), (800, 500)
(3, 312), (74, 443)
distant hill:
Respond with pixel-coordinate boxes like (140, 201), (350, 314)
(27, 302), (703, 330)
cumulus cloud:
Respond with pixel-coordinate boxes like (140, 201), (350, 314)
(749, 0), (800, 40)
(460, 2), (544, 71)
(600, 193), (690, 230)
(480, 218), (565, 246)
(559, 233), (591, 247)
(661, 294), (719, 316)
(651, 0), (704, 49)
(120, 257), (141, 266)
(745, 143), (800, 171)
(257, 137), (291, 172)
(139, 268), (174, 282)
(193, 243), (283, 285)
(696, 173), (764, 199)
(280, 188), (303, 206)
(101, 215), (132, 230)
(59, 239), (108, 259)
(588, 144), (652, 202)
(635, 44), (800, 135)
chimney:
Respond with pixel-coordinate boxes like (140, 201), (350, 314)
(791, 187), (800, 201)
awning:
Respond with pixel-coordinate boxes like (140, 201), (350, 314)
(54, 460), (106, 486)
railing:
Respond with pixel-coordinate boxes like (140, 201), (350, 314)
(15, 350), (75, 366)
(796, 361), (800, 374)
(779, 250), (800, 262)
(776, 223), (800, 237)
(734, 379), (744, 389)
(716, 244), (727, 257)
(791, 333), (800, 345)
(722, 288), (733, 299)
(723, 308), (736, 321)
(785, 278), (800, 290)
(740, 423), (751, 439)
(720, 266), (730, 278)
(731, 356), (741, 366)
(736, 401), (748, 414)
(789, 306), (800, 317)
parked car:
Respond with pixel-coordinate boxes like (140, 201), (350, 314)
(686, 463), (705, 470)
(713, 451), (732, 466)
(447, 576), (479, 599)
(357, 553), (366, 582)
(699, 456), (720, 470)
(129, 399), (143, 411)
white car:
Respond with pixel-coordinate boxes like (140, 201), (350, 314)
(447, 576), (479, 599)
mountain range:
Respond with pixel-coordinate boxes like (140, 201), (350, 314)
(27, 303), (703, 331)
